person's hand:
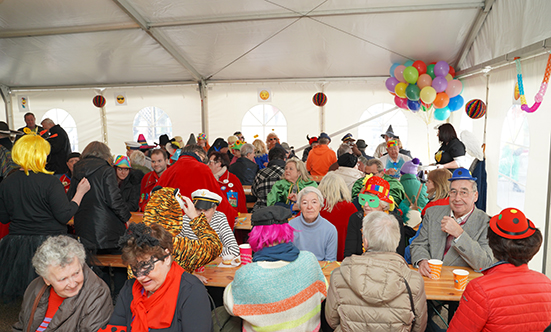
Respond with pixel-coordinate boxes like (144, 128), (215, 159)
(194, 274), (208, 284)
(418, 260), (431, 277)
(263, 162), (268, 167)
(180, 195), (199, 220)
(441, 216), (464, 238)
(351, 144), (362, 157)
(76, 177), (91, 195)
(287, 192), (298, 203)
(385, 168), (396, 176)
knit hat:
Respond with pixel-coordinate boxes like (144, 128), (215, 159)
(251, 206), (292, 226)
(401, 158), (420, 175)
(137, 134), (155, 150)
(386, 139), (398, 148)
(319, 132), (331, 142)
(449, 167), (477, 182)
(337, 153), (357, 168)
(66, 152), (81, 162)
(197, 133), (207, 141)
(113, 155), (131, 168)
(489, 208), (536, 240)
(191, 189), (222, 210)
(341, 133), (355, 142)
(361, 175), (392, 204)
(381, 125), (399, 139)
(356, 139), (367, 149)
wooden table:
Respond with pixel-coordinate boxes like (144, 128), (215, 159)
(93, 255), (481, 302)
(234, 213), (252, 230)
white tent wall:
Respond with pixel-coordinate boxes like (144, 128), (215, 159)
(103, 85), (201, 156)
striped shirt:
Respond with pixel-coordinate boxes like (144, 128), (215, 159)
(179, 211), (240, 257)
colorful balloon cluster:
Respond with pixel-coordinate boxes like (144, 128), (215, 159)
(386, 60), (464, 121)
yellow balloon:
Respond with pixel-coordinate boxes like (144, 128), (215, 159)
(445, 74), (453, 81)
(420, 86), (437, 104)
(395, 82), (408, 98)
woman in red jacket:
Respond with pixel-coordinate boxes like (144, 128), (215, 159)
(208, 151), (248, 214)
(448, 208), (551, 332)
(318, 172), (358, 261)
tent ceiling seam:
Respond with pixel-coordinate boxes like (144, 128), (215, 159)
(456, 0), (495, 70)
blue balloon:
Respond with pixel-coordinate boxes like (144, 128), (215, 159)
(389, 63), (400, 77)
(407, 99), (421, 112)
(434, 107), (451, 120)
(448, 95), (464, 111)
(404, 60), (414, 67)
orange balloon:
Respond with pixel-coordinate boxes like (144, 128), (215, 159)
(417, 74), (433, 89)
(433, 92), (450, 109)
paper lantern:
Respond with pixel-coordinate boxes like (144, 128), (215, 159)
(312, 92), (327, 107)
(465, 99), (486, 119)
(93, 95), (106, 108)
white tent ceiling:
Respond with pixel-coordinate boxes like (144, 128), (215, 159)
(0, 0), (550, 88)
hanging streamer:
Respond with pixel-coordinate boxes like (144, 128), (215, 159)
(514, 54), (551, 113)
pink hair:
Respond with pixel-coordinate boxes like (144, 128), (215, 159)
(248, 223), (296, 252)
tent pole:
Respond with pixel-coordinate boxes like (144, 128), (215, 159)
(320, 84), (326, 133)
(199, 81), (209, 136)
(0, 85), (13, 128)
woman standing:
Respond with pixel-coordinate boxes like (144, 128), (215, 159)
(114, 155), (143, 212)
(318, 172), (358, 261)
(0, 135), (90, 300)
(208, 151), (248, 213)
(266, 157), (317, 212)
(252, 139), (269, 169)
(434, 123), (466, 170)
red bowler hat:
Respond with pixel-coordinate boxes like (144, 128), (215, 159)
(489, 208), (536, 240)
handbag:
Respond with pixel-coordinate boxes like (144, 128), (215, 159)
(404, 184), (423, 228)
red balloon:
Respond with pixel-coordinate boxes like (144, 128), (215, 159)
(433, 92), (450, 109)
(412, 60), (427, 75)
(394, 95), (408, 109)
(449, 66), (456, 78)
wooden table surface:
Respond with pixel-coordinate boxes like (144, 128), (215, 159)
(234, 213), (252, 230)
(94, 254), (481, 301)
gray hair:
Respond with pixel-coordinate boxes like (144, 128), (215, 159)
(32, 235), (86, 279)
(130, 150), (146, 166)
(337, 144), (352, 157)
(41, 118), (55, 126)
(240, 143), (254, 157)
(449, 179), (478, 193)
(297, 186), (324, 206)
(358, 156), (368, 165)
(366, 158), (384, 173)
(362, 211), (400, 252)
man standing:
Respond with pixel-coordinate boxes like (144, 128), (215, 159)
(139, 149), (168, 211)
(251, 147), (286, 211)
(410, 168), (494, 274)
(0, 122), (20, 183)
(306, 132), (337, 177)
(379, 139), (411, 179)
(17, 112), (44, 138)
(229, 143), (259, 186)
(41, 118), (71, 175)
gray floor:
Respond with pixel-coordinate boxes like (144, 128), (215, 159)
(0, 298), (22, 332)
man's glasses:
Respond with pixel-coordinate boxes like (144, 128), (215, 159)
(449, 189), (471, 197)
(131, 254), (169, 278)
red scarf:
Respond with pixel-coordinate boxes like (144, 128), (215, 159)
(130, 261), (184, 332)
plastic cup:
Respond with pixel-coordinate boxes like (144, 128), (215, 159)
(453, 269), (469, 291)
(428, 259), (443, 280)
(239, 244), (253, 265)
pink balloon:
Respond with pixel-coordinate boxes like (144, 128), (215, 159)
(417, 74), (433, 89)
(445, 80), (463, 98)
(394, 95), (408, 109)
(394, 65), (406, 83)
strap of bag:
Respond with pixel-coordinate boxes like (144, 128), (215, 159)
(27, 284), (48, 332)
(404, 185), (423, 211)
(403, 278), (416, 325)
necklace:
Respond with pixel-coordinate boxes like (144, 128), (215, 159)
(514, 53), (551, 113)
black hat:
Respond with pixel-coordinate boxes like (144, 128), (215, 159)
(356, 139), (367, 149)
(251, 206), (292, 226)
(66, 152), (81, 162)
(156, 134), (170, 146)
(0, 121), (23, 135)
(337, 153), (357, 168)
(381, 125), (399, 139)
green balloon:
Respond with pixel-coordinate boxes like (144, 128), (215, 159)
(427, 64), (436, 79)
(405, 84), (420, 101)
(403, 66), (419, 84)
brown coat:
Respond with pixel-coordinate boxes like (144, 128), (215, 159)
(13, 264), (113, 332)
(325, 252), (427, 332)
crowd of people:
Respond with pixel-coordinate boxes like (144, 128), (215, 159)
(1, 113), (551, 332)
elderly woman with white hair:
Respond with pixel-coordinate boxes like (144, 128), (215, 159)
(14, 235), (113, 332)
(326, 211), (428, 332)
(288, 186), (338, 261)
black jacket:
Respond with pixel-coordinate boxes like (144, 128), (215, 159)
(46, 124), (72, 174)
(229, 157), (259, 186)
(118, 168), (143, 212)
(68, 156), (130, 250)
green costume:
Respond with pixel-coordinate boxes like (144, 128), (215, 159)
(351, 174), (405, 206)
(397, 173), (428, 222)
(266, 177), (318, 206)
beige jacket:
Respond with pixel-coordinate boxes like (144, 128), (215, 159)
(325, 252), (427, 332)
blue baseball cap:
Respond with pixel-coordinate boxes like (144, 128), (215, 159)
(449, 167), (477, 182)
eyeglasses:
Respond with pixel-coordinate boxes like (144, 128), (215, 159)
(208, 160), (219, 165)
(268, 138), (278, 141)
(131, 254), (169, 278)
(449, 189), (471, 197)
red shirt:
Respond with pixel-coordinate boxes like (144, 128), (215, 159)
(214, 169), (248, 214)
(139, 171), (160, 212)
(320, 201), (358, 261)
(37, 288), (65, 331)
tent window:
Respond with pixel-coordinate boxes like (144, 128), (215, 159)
(497, 105), (529, 210)
(133, 107), (172, 144)
(241, 104), (287, 143)
(41, 109), (78, 152)
(358, 103), (408, 156)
